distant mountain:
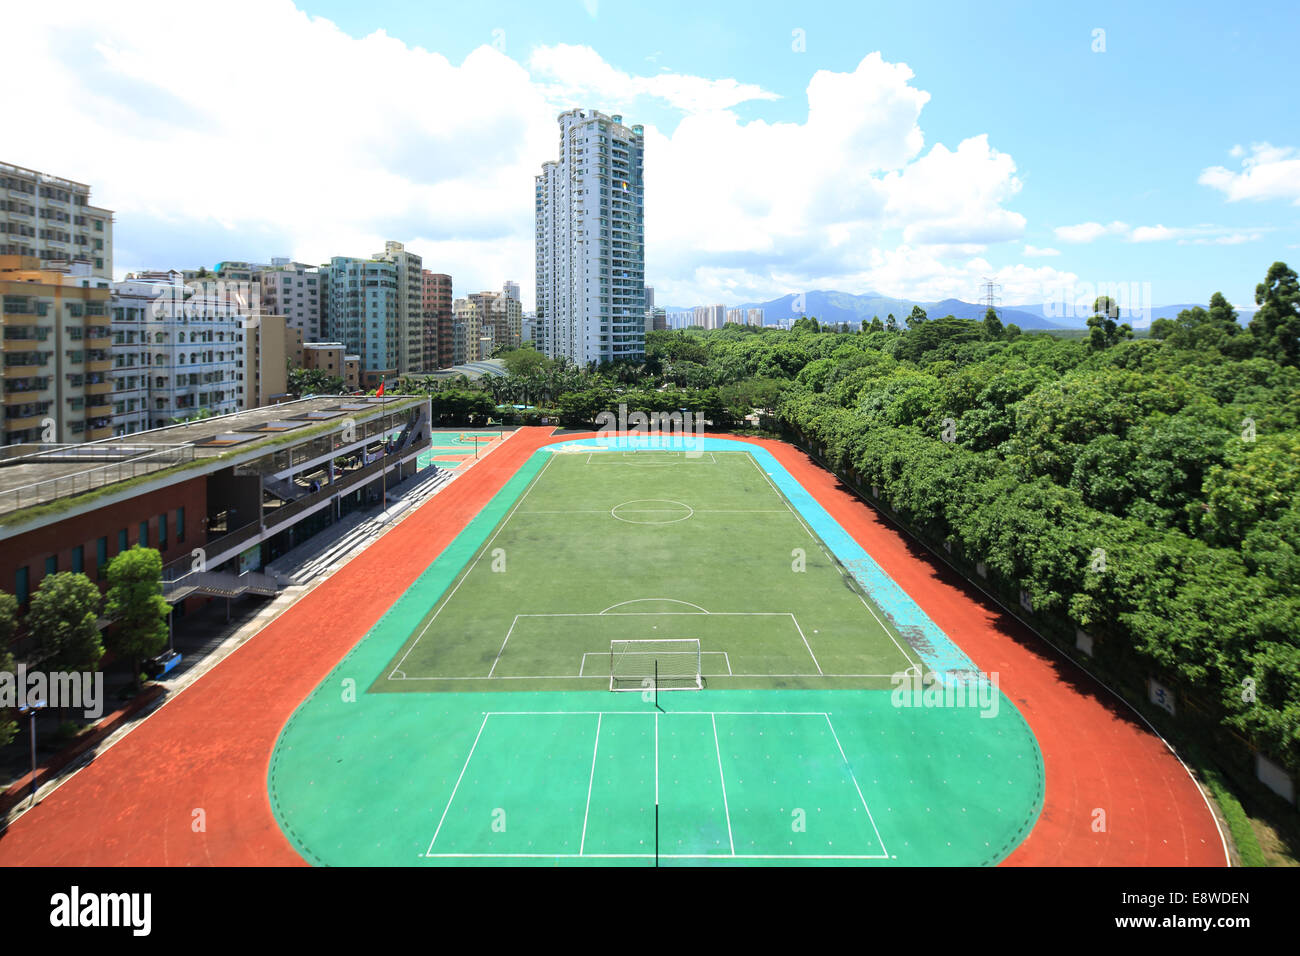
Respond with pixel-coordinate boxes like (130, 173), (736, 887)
(662, 290), (1257, 331)
(729, 290), (1067, 330)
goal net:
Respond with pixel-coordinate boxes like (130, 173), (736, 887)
(610, 638), (702, 691)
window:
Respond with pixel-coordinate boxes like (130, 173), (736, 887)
(16, 567), (28, 605)
(176, 506), (185, 543)
(159, 512), (168, 548)
(118, 528), (128, 552)
(72, 545), (84, 573)
(45, 554), (57, 576)
(97, 535), (108, 566)
(139, 521), (148, 546)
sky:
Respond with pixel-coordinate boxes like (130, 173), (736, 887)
(5, 0), (1299, 313)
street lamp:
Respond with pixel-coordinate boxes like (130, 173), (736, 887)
(19, 698), (47, 807)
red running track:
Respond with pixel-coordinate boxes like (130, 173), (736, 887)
(0, 429), (1227, 866)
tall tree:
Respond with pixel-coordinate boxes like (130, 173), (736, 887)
(906, 305), (929, 329)
(982, 307), (1004, 340)
(104, 547), (170, 689)
(1249, 261), (1300, 367)
(27, 572), (103, 673)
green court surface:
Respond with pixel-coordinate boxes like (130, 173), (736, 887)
(268, 444), (1044, 866)
(379, 450), (917, 693)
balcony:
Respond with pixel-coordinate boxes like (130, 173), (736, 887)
(87, 336), (112, 349)
(85, 380), (113, 395)
(3, 365), (43, 379)
(4, 414), (45, 430)
(88, 403), (112, 417)
(86, 358), (113, 373)
(4, 389), (41, 404)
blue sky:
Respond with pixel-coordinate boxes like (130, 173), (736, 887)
(8, 0), (1299, 312)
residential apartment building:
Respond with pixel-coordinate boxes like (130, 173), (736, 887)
(375, 241), (424, 376)
(260, 259), (323, 341)
(421, 271), (453, 371)
(469, 286), (522, 354)
(0, 162), (113, 279)
(302, 341), (359, 389)
(107, 273), (250, 434)
(323, 255), (399, 382)
(1, 256), (114, 444)
(747, 308), (765, 327)
(535, 109), (646, 364)
(451, 297), (486, 364)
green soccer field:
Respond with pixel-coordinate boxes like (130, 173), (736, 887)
(271, 442), (1044, 866)
(375, 449), (922, 694)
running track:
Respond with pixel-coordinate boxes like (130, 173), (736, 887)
(0, 429), (1227, 866)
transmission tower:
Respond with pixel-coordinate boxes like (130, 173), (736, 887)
(979, 277), (1003, 317)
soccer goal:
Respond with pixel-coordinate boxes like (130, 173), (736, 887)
(610, 638), (703, 691)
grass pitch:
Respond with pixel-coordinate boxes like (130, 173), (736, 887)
(376, 449), (920, 693)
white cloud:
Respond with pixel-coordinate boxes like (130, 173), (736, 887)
(1053, 221), (1130, 243)
(4, 3), (1058, 309)
(1200, 143), (1300, 205)
(1053, 219), (1265, 247)
(1023, 244), (1060, 257)
(529, 43), (780, 114)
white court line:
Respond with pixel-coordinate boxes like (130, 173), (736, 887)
(486, 616), (520, 678)
(421, 858), (889, 863)
(787, 614), (824, 675)
(390, 453), (556, 678)
(654, 711), (659, 807)
(394, 673), (897, 681)
(579, 714), (602, 856)
(426, 713), (491, 855)
(712, 713), (735, 856)
(745, 452), (918, 675)
(824, 714), (889, 859)
(420, 710), (892, 862)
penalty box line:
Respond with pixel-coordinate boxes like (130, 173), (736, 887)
(422, 710), (888, 861)
(487, 611), (821, 679)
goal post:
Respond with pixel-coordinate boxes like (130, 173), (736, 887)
(610, 638), (702, 691)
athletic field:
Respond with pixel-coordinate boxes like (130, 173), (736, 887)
(379, 449), (918, 693)
(269, 437), (1044, 866)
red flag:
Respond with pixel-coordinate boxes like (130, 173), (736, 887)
(376, 380), (385, 397)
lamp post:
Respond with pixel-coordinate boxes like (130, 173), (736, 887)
(19, 698), (46, 807)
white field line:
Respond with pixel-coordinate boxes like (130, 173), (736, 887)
(712, 713), (735, 856)
(422, 852), (889, 860)
(824, 714), (889, 859)
(426, 712), (491, 854)
(745, 452), (917, 674)
(579, 714), (602, 855)
(654, 710), (660, 807)
(788, 613), (824, 675)
(389, 453), (556, 678)
(392, 672), (897, 681)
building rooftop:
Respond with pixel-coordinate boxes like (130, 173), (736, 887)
(0, 394), (423, 522)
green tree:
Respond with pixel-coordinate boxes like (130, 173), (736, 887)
(289, 366), (345, 397)
(104, 547), (170, 689)
(1249, 261), (1300, 367)
(885, 313), (898, 333)
(0, 590), (17, 747)
(27, 572), (103, 673)
(906, 305), (929, 329)
(1086, 296), (1134, 349)
(499, 344), (550, 378)
(982, 307), (1004, 340)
